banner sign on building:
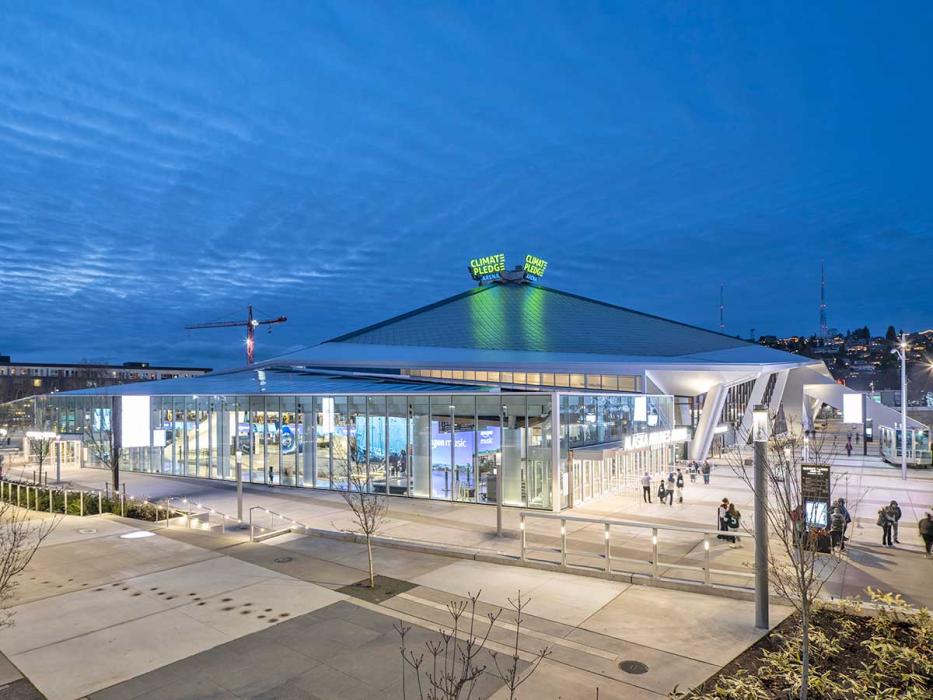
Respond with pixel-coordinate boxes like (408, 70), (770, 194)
(469, 253), (506, 280)
(523, 254), (548, 279)
(800, 463), (831, 529)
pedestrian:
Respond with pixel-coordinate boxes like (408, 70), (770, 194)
(890, 500), (902, 543)
(845, 439), (852, 458)
(791, 504), (805, 547)
(641, 472), (652, 503)
(919, 513), (933, 557)
(830, 507), (846, 551)
(726, 504), (741, 546)
(667, 471), (675, 487)
(717, 498), (730, 539)
(675, 469), (684, 503)
(689, 461), (697, 483)
(268, 465), (274, 485)
(702, 461), (711, 485)
(657, 479), (667, 506)
(855, 432), (860, 445)
(836, 498), (852, 541)
(878, 505), (895, 547)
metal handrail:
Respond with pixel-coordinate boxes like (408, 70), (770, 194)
(519, 510), (755, 588)
(164, 496), (244, 533)
(248, 505), (312, 542)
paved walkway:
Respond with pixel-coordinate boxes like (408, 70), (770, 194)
(0, 512), (790, 699)
(49, 459), (933, 608)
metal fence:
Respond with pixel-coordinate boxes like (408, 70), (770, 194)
(519, 510), (755, 589)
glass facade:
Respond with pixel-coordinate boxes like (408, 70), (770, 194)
(32, 389), (684, 512)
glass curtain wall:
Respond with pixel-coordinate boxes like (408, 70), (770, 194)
(39, 392), (560, 511)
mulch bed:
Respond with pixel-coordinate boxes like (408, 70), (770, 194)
(685, 607), (918, 698)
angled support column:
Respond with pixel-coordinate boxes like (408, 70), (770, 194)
(691, 382), (728, 461)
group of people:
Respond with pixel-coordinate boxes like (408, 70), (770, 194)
(685, 460), (713, 485)
(641, 469), (686, 505)
(877, 500), (903, 547)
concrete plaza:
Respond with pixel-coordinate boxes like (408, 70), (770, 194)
(0, 510), (788, 700)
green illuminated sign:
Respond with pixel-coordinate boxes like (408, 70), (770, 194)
(523, 254), (548, 279)
(469, 253), (506, 280)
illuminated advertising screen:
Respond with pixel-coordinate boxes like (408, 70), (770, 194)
(120, 396), (151, 448)
(842, 393), (863, 424)
(430, 422), (500, 467)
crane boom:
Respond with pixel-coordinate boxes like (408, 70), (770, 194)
(185, 305), (287, 364)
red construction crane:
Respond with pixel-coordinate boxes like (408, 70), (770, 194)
(185, 305), (287, 364)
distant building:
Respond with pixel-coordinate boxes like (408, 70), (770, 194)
(0, 357), (211, 404)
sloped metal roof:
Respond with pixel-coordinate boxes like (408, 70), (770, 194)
(59, 367), (492, 397)
(325, 283), (753, 357)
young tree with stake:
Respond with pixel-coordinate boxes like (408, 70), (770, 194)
(336, 465), (388, 588)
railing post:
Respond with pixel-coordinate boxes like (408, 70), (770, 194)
(604, 523), (611, 573)
(249, 508), (255, 542)
(121, 485), (125, 517)
(16, 484), (20, 508)
(520, 513), (526, 561)
(49, 487), (53, 514)
(560, 518), (567, 567)
(80, 490), (84, 516)
(651, 528), (659, 579)
(64, 489), (68, 514)
(98, 490), (102, 515)
(704, 535), (711, 585)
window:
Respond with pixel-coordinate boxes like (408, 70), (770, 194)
(570, 374), (585, 388)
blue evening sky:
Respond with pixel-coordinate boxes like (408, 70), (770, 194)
(1, 2), (931, 368)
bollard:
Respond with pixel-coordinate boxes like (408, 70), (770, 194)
(80, 490), (85, 516)
(560, 518), (567, 567)
(98, 490), (102, 516)
(651, 528), (659, 579)
(49, 488), (53, 514)
(704, 535), (711, 585)
(17, 483), (21, 508)
(64, 489), (68, 514)
(604, 523), (611, 573)
(520, 513), (526, 561)
(121, 485), (125, 517)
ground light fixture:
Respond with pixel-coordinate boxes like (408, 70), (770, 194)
(120, 531), (155, 539)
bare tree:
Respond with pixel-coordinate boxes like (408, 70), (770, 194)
(84, 424), (119, 492)
(395, 590), (550, 700)
(336, 466), (388, 588)
(0, 500), (57, 627)
(26, 435), (54, 483)
(725, 415), (859, 700)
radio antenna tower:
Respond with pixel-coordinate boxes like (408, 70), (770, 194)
(819, 261), (828, 338)
(719, 284), (725, 332)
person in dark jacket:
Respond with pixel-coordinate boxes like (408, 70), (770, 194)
(675, 469), (685, 503)
(920, 513), (933, 557)
(890, 500), (902, 543)
(879, 505), (896, 547)
(830, 507), (846, 551)
(657, 480), (667, 506)
(717, 498), (730, 539)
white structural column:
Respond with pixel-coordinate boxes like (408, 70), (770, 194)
(738, 372), (770, 440)
(767, 369), (790, 416)
(691, 382), (728, 460)
(550, 391), (561, 512)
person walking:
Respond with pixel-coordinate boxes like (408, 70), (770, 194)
(689, 461), (697, 483)
(675, 469), (685, 504)
(919, 513), (933, 557)
(890, 500), (902, 543)
(701, 461), (711, 485)
(845, 439), (852, 458)
(830, 507), (846, 551)
(878, 505), (895, 547)
(717, 498), (730, 539)
(641, 473), (652, 503)
(657, 479), (667, 506)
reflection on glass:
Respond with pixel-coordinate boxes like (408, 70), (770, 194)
(430, 396), (453, 500)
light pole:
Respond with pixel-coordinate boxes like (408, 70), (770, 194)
(752, 405), (769, 630)
(891, 335), (908, 481)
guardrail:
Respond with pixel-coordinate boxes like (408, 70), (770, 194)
(0, 477), (174, 521)
(519, 510), (755, 588)
(162, 496), (245, 534)
(248, 505), (312, 542)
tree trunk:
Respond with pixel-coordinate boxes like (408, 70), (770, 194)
(367, 535), (375, 588)
(800, 598), (809, 700)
